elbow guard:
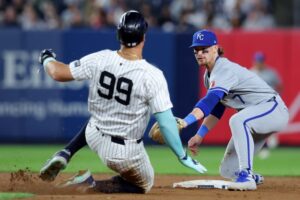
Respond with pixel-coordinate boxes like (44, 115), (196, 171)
(195, 90), (225, 117)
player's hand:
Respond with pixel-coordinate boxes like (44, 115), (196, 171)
(179, 152), (207, 174)
(39, 49), (56, 65)
(188, 134), (203, 156)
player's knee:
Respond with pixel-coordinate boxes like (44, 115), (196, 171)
(219, 164), (226, 178)
(219, 163), (235, 180)
(139, 179), (153, 193)
(143, 183), (153, 193)
(143, 171), (154, 193)
(219, 153), (237, 180)
(136, 168), (154, 193)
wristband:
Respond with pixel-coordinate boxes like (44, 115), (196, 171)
(43, 57), (56, 69)
(196, 125), (209, 138)
(183, 114), (197, 126)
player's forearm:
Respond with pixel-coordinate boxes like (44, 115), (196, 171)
(154, 110), (185, 159)
(45, 61), (74, 82)
(202, 115), (219, 130)
(191, 107), (205, 120)
(182, 108), (204, 127)
(194, 115), (219, 139)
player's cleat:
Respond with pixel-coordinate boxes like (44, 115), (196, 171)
(232, 171), (264, 185)
(228, 170), (257, 191)
(253, 173), (264, 185)
(56, 170), (96, 188)
(40, 149), (71, 182)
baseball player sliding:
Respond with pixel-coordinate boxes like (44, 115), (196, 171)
(39, 10), (206, 194)
(181, 30), (289, 191)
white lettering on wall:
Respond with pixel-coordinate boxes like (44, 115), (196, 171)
(1, 50), (88, 89)
(0, 101), (89, 120)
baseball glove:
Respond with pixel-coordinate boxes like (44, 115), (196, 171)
(149, 117), (185, 144)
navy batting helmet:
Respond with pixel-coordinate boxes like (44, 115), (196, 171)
(117, 10), (148, 47)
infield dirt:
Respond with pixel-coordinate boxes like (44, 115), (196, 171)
(1, 169), (300, 200)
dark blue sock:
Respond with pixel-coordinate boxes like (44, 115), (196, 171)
(64, 121), (88, 157)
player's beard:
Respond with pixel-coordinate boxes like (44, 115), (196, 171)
(198, 58), (214, 71)
(197, 58), (207, 67)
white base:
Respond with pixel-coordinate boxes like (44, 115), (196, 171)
(173, 179), (231, 190)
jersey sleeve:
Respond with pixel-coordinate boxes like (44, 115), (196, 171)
(69, 52), (100, 80)
(145, 70), (173, 114)
(209, 69), (238, 94)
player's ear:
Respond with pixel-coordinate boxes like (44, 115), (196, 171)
(212, 45), (219, 53)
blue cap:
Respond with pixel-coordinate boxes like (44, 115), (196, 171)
(254, 51), (265, 62)
(190, 30), (218, 48)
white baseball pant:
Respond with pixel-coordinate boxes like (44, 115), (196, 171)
(85, 119), (154, 192)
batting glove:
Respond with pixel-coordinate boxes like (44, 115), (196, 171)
(179, 152), (207, 174)
(39, 49), (56, 66)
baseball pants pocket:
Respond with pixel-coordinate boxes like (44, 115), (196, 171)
(85, 121), (102, 152)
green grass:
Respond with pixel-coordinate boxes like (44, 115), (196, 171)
(0, 145), (299, 176)
(0, 192), (34, 200)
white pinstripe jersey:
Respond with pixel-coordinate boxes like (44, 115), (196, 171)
(69, 49), (172, 139)
(204, 57), (277, 110)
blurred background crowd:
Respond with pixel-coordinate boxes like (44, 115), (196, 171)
(0, 0), (299, 32)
